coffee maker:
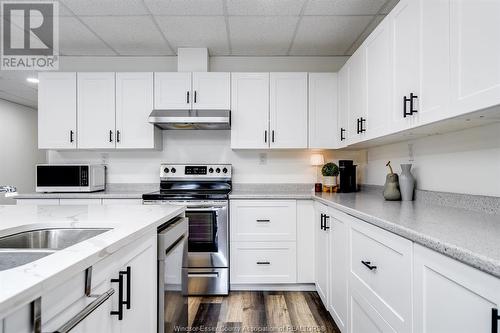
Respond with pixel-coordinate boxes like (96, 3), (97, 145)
(339, 160), (358, 193)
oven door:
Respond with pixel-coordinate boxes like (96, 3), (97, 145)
(184, 201), (228, 269)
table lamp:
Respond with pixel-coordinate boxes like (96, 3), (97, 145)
(310, 154), (325, 192)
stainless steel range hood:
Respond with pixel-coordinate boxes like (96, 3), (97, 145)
(148, 109), (231, 130)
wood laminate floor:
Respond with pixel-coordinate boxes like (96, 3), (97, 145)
(189, 291), (341, 332)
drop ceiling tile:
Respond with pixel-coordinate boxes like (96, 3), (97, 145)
(305, 0), (387, 15)
(229, 16), (299, 55)
(81, 16), (173, 55)
(290, 15), (373, 55)
(144, 0), (224, 15)
(226, 0), (307, 16)
(155, 16), (228, 55)
(59, 0), (149, 16)
(346, 15), (384, 54)
(59, 17), (116, 55)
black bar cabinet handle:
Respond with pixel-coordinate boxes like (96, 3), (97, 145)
(256, 261), (271, 265)
(272, 130), (275, 143)
(116, 130), (120, 143)
(110, 273), (123, 320)
(356, 118), (360, 134)
(70, 130), (74, 143)
(264, 130), (267, 143)
(403, 95), (410, 118)
(360, 118), (366, 133)
(320, 213), (325, 230)
(361, 260), (377, 271)
(187, 91), (190, 104)
(324, 215), (330, 230)
(109, 130), (113, 143)
(492, 308), (499, 333)
(410, 92), (418, 115)
(120, 266), (131, 309)
(194, 90), (197, 103)
(340, 128), (345, 141)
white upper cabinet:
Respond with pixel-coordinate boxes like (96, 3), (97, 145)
(77, 73), (116, 149)
(347, 49), (367, 144)
(364, 19), (392, 140)
(308, 73), (339, 149)
(270, 72), (308, 149)
(230, 73), (269, 149)
(116, 72), (159, 149)
(192, 72), (231, 110)
(38, 72), (77, 149)
(450, 0), (500, 115)
(154, 72), (192, 110)
(391, 0), (450, 132)
(337, 66), (349, 147)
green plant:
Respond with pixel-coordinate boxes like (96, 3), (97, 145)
(321, 162), (339, 177)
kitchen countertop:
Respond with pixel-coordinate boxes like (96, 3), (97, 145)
(15, 183), (157, 199)
(0, 204), (184, 316)
(230, 184), (500, 279)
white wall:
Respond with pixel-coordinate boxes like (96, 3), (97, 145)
(0, 99), (46, 204)
(364, 123), (500, 197)
(48, 131), (364, 184)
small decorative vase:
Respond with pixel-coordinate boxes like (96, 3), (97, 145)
(323, 176), (337, 187)
(383, 173), (401, 201)
(399, 164), (415, 201)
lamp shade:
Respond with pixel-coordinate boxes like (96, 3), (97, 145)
(310, 154), (325, 166)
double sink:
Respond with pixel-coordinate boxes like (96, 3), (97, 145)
(0, 228), (110, 271)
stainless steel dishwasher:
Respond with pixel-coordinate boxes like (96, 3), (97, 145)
(158, 216), (188, 333)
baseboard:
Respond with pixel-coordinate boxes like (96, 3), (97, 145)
(230, 283), (316, 291)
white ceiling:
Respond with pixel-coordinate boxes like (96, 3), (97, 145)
(0, 0), (399, 108)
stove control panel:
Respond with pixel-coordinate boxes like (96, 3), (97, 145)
(160, 164), (232, 179)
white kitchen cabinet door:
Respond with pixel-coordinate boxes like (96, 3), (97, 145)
(450, 0), (500, 116)
(270, 72), (308, 149)
(230, 73), (270, 149)
(364, 19), (392, 140)
(315, 203), (330, 307)
(192, 72), (231, 110)
(414, 244), (500, 333)
(391, 0), (450, 131)
(38, 72), (77, 149)
(347, 49), (367, 144)
(337, 66), (349, 148)
(349, 288), (395, 333)
(329, 212), (349, 333)
(116, 72), (159, 149)
(154, 72), (192, 110)
(118, 237), (157, 333)
(77, 73), (116, 149)
(308, 73), (339, 149)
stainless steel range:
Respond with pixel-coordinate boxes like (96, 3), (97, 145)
(143, 164), (231, 296)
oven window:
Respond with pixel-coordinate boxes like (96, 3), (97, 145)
(187, 211), (218, 252)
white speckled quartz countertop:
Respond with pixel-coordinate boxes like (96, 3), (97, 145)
(15, 183), (158, 199)
(230, 184), (500, 279)
(0, 204), (184, 316)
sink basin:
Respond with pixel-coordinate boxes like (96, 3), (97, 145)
(0, 228), (111, 250)
(0, 250), (55, 271)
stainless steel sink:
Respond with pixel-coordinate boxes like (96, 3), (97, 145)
(0, 228), (111, 250)
(0, 250), (55, 271)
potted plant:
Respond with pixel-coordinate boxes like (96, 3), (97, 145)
(322, 162), (339, 186)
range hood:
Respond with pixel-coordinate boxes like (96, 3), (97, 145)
(148, 109), (231, 130)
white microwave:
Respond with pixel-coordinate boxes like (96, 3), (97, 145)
(36, 164), (106, 193)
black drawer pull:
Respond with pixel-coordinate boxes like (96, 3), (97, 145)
(70, 130), (74, 143)
(187, 91), (190, 104)
(120, 266), (131, 309)
(361, 260), (377, 271)
(324, 215), (330, 230)
(340, 127), (346, 141)
(109, 130), (113, 142)
(256, 219), (270, 223)
(257, 261), (270, 265)
(320, 213), (325, 230)
(110, 273), (124, 320)
(492, 308), (499, 333)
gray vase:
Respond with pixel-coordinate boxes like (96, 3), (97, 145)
(399, 164), (415, 201)
(383, 173), (401, 201)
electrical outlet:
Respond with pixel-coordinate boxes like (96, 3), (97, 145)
(408, 143), (414, 162)
(259, 153), (267, 165)
(101, 153), (109, 165)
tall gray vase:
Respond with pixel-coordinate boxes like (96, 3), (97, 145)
(400, 164), (415, 201)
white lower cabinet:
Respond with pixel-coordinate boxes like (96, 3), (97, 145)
(414, 244), (500, 333)
(2, 234), (156, 333)
(349, 288), (395, 333)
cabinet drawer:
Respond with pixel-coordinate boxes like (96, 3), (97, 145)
(230, 200), (296, 241)
(349, 218), (412, 332)
(230, 241), (296, 284)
